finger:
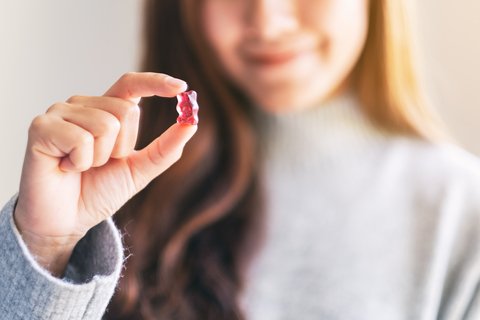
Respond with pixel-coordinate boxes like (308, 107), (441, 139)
(28, 115), (94, 172)
(47, 103), (121, 167)
(126, 123), (197, 191)
(104, 72), (188, 104)
(65, 96), (139, 158)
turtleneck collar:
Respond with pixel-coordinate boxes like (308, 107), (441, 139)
(257, 91), (391, 168)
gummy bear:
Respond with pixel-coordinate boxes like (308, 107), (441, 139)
(176, 90), (199, 125)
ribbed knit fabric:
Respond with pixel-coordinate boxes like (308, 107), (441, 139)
(1, 93), (480, 319)
(0, 195), (123, 320)
(242, 94), (480, 319)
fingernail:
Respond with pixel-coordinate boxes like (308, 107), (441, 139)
(165, 76), (187, 89)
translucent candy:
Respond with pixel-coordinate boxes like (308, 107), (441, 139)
(176, 90), (199, 125)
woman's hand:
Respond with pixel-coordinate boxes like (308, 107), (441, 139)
(13, 72), (197, 276)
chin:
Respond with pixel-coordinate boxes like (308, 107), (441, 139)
(248, 92), (294, 114)
(250, 86), (332, 115)
(242, 69), (344, 114)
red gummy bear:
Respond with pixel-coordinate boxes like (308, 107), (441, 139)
(176, 90), (199, 125)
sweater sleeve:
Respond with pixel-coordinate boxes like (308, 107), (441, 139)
(465, 288), (480, 320)
(443, 160), (480, 320)
(0, 195), (124, 320)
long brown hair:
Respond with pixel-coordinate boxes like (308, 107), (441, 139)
(107, 0), (264, 318)
(107, 0), (444, 319)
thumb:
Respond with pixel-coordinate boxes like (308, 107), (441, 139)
(127, 123), (197, 190)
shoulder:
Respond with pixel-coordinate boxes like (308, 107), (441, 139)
(387, 137), (480, 187)
(379, 136), (480, 212)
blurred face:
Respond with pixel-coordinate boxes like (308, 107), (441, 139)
(202, 0), (369, 113)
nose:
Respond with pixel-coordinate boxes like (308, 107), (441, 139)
(246, 0), (300, 41)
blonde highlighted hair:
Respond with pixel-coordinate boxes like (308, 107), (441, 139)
(355, 0), (447, 141)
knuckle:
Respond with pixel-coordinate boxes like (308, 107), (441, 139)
(29, 115), (49, 135)
(66, 95), (82, 103)
(119, 72), (137, 84)
(46, 102), (65, 114)
(117, 101), (140, 122)
(97, 114), (121, 136)
(78, 132), (95, 147)
(153, 143), (182, 165)
(126, 103), (141, 120)
(106, 116), (122, 133)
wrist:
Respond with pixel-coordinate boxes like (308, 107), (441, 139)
(17, 230), (79, 277)
(13, 209), (81, 277)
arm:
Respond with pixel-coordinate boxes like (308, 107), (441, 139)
(13, 72), (194, 276)
(0, 195), (123, 320)
(2, 73), (195, 319)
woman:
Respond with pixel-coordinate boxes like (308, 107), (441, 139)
(1, 0), (479, 319)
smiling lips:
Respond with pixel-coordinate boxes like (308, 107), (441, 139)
(246, 49), (304, 66)
(243, 48), (307, 67)
(241, 38), (318, 68)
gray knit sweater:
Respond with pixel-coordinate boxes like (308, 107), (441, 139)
(0, 196), (123, 319)
(1, 94), (480, 319)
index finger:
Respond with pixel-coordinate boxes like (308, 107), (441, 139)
(104, 72), (188, 103)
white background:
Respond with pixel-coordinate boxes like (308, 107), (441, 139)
(1, 1), (479, 204)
